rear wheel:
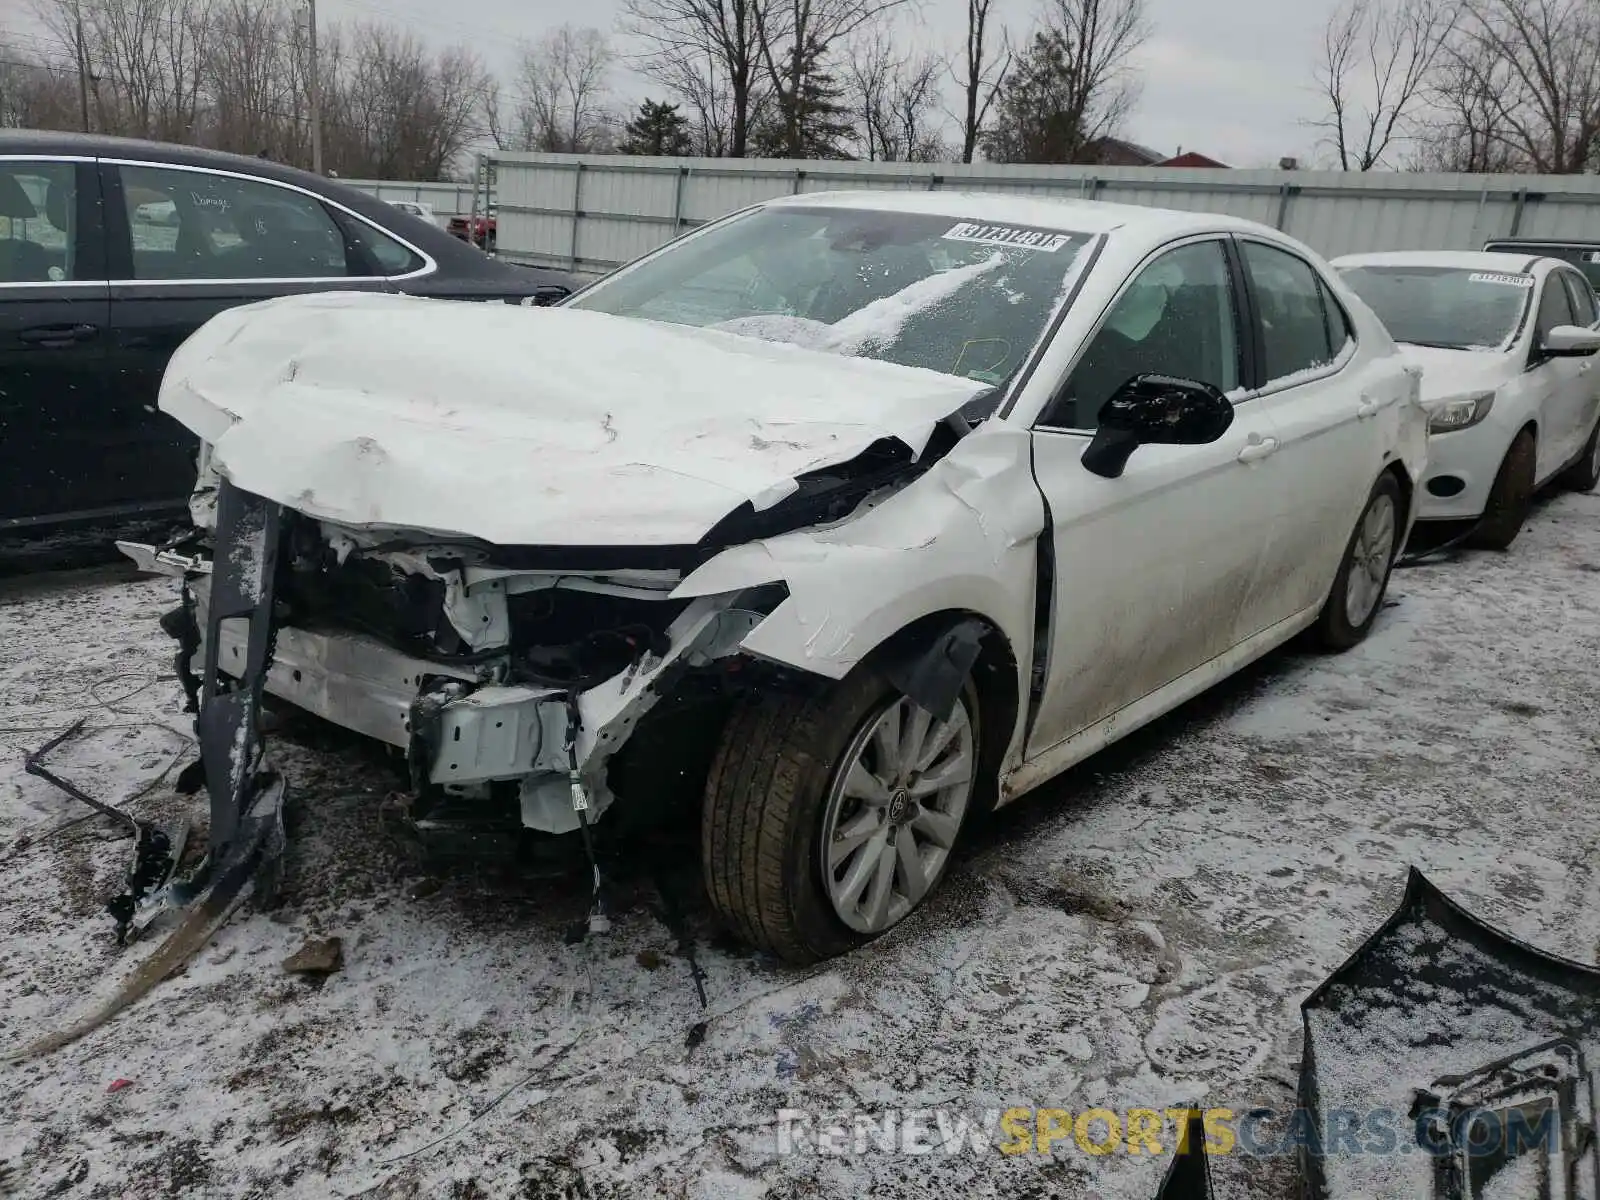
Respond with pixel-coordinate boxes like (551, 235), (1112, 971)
(1315, 472), (1401, 651)
(1471, 429), (1537, 550)
(1558, 415), (1600, 492)
(701, 670), (979, 964)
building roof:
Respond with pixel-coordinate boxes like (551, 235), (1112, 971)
(1160, 152), (1230, 168)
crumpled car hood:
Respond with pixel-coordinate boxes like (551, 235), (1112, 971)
(159, 291), (986, 546)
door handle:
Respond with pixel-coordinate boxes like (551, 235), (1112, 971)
(1237, 436), (1280, 463)
(1356, 396), (1381, 419)
(18, 322), (99, 347)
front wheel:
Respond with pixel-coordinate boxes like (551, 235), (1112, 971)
(1471, 429), (1536, 550)
(1315, 472), (1402, 651)
(701, 671), (979, 964)
(1558, 415), (1600, 493)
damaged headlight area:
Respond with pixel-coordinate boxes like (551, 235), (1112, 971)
(138, 485), (792, 856)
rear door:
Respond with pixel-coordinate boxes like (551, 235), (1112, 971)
(1232, 237), (1389, 627)
(0, 156), (113, 528)
(103, 159), (401, 509)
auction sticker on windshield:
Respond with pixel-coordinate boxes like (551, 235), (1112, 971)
(943, 222), (1073, 252)
(1468, 272), (1534, 287)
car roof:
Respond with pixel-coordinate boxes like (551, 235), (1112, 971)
(0, 129), (560, 283)
(759, 189), (1280, 241)
(1332, 249), (1548, 273)
(1484, 236), (1600, 248)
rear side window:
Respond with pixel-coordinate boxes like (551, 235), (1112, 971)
(341, 217), (425, 276)
(1241, 241), (1341, 385)
(0, 161), (77, 283)
(120, 164), (349, 280)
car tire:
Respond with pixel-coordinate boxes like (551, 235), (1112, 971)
(701, 670), (980, 964)
(1315, 471), (1403, 652)
(1471, 429), (1537, 550)
(1557, 415), (1600, 492)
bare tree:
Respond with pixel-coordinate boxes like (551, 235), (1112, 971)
(499, 24), (614, 153)
(1445, 0), (1600, 173)
(0, 42), (79, 128)
(1411, 34), (1520, 169)
(844, 31), (945, 160)
(1311, 0), (1459, 170)
(954, 0), (1010, 163)
(622, 0), (765, 156)
(982, 0), (1148, 164)
(751, 0), (910, 158)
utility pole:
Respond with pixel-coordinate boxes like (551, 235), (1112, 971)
(307, 0), (323, 174)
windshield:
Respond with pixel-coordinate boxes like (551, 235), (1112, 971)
(567, 206), (1095, 387)
(1337, 265), (1532, 350)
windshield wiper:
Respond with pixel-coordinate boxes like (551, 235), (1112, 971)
(1399, 339), (1467, 350)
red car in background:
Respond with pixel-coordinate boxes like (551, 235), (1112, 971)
(448, 206), (496, 251)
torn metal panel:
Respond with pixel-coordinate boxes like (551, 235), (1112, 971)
(1153, 1109), (1216, 1200)
(196, 480), (282, 856)
(1298, 867), (1600, 1199)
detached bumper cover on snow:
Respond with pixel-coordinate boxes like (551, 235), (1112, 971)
(1297, 867), (1600, 1198)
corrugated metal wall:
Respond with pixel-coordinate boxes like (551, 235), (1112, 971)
(342, 178), (479, 218)
(485, 153), (1600, 277)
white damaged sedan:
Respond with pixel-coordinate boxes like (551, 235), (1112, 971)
(129, 192), (1427, 962)
(1334, 250), (1600, 548)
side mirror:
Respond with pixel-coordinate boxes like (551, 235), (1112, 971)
(1542, 324), (1600, 357)
(1081, 374), (1235, 479)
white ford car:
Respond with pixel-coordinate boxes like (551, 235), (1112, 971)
(1333, 251), (1600, 548)
(128, 192), (1427, 963)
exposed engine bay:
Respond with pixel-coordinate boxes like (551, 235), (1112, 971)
(138, 492), (794, 847)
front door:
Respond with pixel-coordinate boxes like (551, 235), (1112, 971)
(1026, 237), (1283, 756)
(1528, 270), (1586, 477)
(0, 158), (113, 528)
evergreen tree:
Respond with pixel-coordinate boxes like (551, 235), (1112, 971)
(619, 98), (694, 155)
(752, 38), (854, 159)
(982, 31), (1090, 164)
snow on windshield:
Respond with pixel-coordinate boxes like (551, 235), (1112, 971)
(711, 253), (1006, 357)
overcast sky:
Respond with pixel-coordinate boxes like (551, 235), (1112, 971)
(8, 0), (1336, 167)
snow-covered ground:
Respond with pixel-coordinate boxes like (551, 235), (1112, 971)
(2, 492), (1597, 1200)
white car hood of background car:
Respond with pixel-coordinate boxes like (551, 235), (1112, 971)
(1396, 344), (1518, 410)
(159, 291), (988, 546)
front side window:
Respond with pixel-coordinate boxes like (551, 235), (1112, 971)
(120, 164), (348, 281)
(1536, 272), (1575, 342)
(567, 206), (1096, 388)
(0, 161), (76, 283)
(1045, 240), (1239, 430)
(1338, 265), (1534, 352)
(1561, 270), (1597, 326)
(1242, 241), (1343, 384)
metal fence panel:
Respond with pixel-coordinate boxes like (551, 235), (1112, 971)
(342, 179), (476, 218)
(476, 153), (1600, 278)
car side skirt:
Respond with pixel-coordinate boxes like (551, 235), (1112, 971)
(999, 601), (1322, 804)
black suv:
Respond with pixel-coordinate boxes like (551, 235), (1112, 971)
(1, 131), (575, 538)
(1483, 237), (1600, 295)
